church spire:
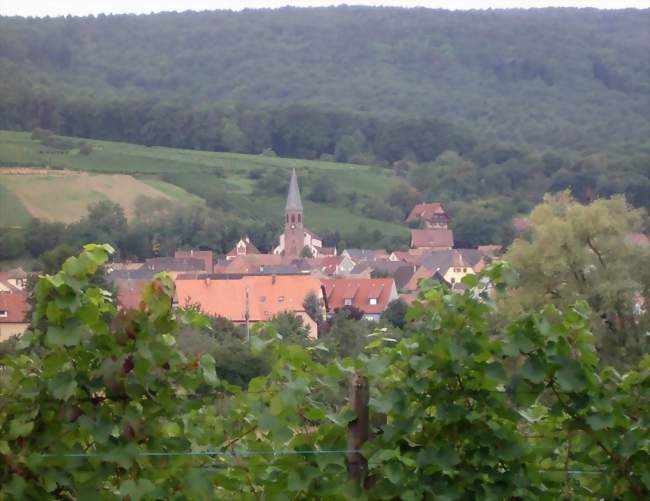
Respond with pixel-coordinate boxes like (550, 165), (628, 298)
(285, 168), (303, 212)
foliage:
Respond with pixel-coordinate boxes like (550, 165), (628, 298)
(0, 244), (220, 498)
(2, 8), (648, 152)
(303, 291), (323, 325)
(380, 299), (408, 328)
(1, 247), (648, 498)
(502, 192), (650, 368)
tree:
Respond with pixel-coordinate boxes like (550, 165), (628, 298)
(38, 243), (76, 274)
(269, 311), (310, 340)
(502, 192), (650, 367)
(303, 291), (323, 324)
(307, 175), (339, 204)
(299, 245), (314, 258)
(381, 298), (407, 328)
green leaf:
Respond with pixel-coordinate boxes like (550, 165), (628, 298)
(555, 360), (587, 392)
(8, 419), (34, 439)
(47, 372), (77, 400)
(119, 478), (156, 501)
(199, 353), (219, 386)
(585, 413), (613, 431)
(521, 355), (546, 384)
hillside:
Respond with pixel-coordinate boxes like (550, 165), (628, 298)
(1, 7), (649, 151)
(0, 130), (409, 248)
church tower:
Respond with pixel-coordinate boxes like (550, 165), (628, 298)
(283, 169), (304, 257)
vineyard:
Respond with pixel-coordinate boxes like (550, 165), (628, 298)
(0, 245), (648, 499)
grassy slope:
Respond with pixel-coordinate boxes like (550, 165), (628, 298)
(0, 182), (31, 227)
(0, 130), (409, 239)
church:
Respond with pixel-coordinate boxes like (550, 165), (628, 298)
(273, 169), (336, 258)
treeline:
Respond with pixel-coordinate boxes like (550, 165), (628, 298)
(1, 7), (649, 149)
(0, 96), (474, 164)
(0, 198), (410, 267)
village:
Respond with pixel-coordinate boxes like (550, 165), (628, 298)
(0, 169), (501, 341)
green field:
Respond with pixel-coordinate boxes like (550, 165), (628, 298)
(0, 130), (409, 240)
(0, 182), (31, 227)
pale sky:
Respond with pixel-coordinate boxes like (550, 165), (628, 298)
(2, 1), (648, 18)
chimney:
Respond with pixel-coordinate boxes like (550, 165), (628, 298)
(205, 277), (211, 286)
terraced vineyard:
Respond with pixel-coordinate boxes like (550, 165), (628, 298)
(0, 130), (409, 240)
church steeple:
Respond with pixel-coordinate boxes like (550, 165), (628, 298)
(283, 169), (304, 257)
(285, 168), (303, 211)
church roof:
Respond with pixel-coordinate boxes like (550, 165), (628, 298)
(285, 168), (303, 211)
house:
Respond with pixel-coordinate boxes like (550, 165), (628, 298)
(0, 273), (29, 341)
(321, 278), (398, 322)
(626, 233), (650, 247)
(388, 250), (423, 264)
(113, 278), (150, 310)
(512, 217), (531, 235)
(410, 229), (454, 250)
(417, 249), (482, 287)
(225, 237), (260, 261)
(3, 268), (28, 290)
(349, 261), (417, 291)
(174, 249), (214, 272)
(141, 257), (206, 277)
(405, 202), (450, 229)
(273, 169), (336, 258)
(175, 274), (325, 338)
(294, 255), (356, 277)
(402, 268), (449, 294)
(477, 245), (503, 259)
(214, 254), (286, 274)
(341, 249), (389, 264)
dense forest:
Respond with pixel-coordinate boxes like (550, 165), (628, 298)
(1, 7), (649, 151)
(1, 7), (649, 255)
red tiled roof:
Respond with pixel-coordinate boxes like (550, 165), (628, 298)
(174, 250), (214, 273)
(406, 202), (448, 223)
(175, 275), (323, 322)
(410, 229), (454, 249)
(216, 254), (285, 274)
(225, 238), (260, 259)
(321, 278), (396, 315)
(0, 288), (29, 323)
(300, 256), (344, 275)
(626, 233), (650, 247)
(114, 279), (150, 310)
(512, 217), (531, 233)
(389, 251), (422, 264)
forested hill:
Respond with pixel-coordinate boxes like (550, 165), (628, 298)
(1, 7), (649, 152)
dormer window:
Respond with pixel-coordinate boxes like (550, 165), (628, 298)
(369, 298), (378, 306)
(278, 296), (285, 303)
(344, 298), (352, 306)
(0, 310), (8, 318)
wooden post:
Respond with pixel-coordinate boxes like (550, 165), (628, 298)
(347, 374), (369, 485)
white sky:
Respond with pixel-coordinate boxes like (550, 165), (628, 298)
(2, 1), (648, 18)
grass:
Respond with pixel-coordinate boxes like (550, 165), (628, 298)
(0, 130), (410, 243)
(0, 182), (31, 227)
(0, 171), (196, 223)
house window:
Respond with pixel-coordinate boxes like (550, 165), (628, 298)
(259, 296), (266, 303)
(291, 214), (295, 223)
(0, 310), (7, 318)
(298, 214), (302, 223)
(454, 267), (461, 273)
(344, 298), (352, 306)
(278, 296), (284, 303)
(369, 298), (378, 306)
(463, 268), (468, 273)
(450, 278), (456, 284)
